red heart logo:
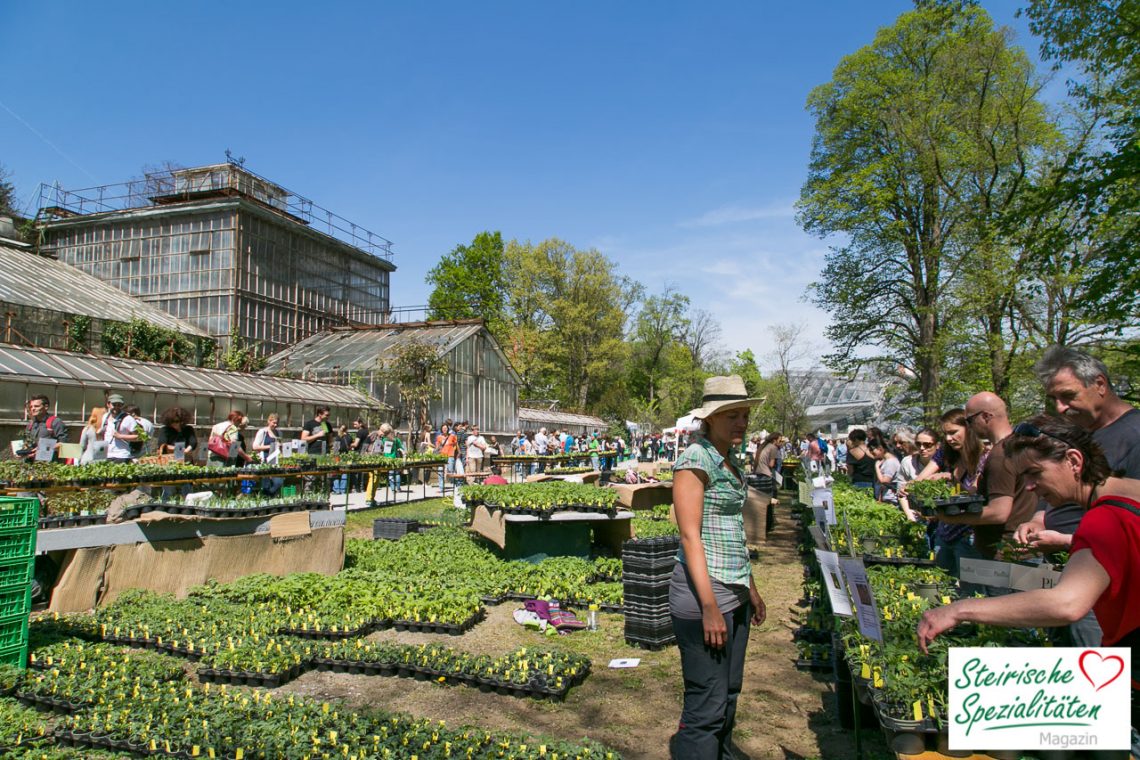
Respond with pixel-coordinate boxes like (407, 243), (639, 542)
(1079, 650), (1125, 692)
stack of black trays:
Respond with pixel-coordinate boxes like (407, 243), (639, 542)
(373, 518), (421, 540)
(622, 536), (679, 649)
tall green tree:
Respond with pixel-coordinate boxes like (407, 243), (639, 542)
(798, 3), (1054, 420)
(425, 231), (507, 332)
(630, 287), (690, 407)
(502, 238), (640, 411)
(1021, 0), (1140, 334)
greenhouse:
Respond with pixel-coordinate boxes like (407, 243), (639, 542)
(0, 241), (211, 354)
(0, 342), (383, 442)
(517, 406), (609, 437)
(262, 319), (521, 435)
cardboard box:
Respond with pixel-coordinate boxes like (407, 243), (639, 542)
(665, 487), (768, 545)
(610, 481), (673, 510)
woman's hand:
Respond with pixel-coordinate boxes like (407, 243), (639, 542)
(702, 604), (727, 649)
(749, 586), (766, 626)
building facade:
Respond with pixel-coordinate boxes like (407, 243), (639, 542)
(35, 164), (395, 355)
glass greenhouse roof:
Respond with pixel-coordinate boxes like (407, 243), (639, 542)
(0, 343), (382, 408)
(0, 243), (210, 337)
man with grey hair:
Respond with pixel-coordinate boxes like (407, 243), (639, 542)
(1032, 345), (1140, 474)
(1016, 347), (1140, 541)
(1015, 346), (1140, 646)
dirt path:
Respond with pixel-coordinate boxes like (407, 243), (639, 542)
(286, 501), (889, 759)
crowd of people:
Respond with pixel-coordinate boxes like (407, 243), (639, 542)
(669, 347), (1140, 758)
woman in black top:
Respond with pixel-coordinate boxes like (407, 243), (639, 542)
(846, 428), (876, 490)
(158, 407), (197, 462)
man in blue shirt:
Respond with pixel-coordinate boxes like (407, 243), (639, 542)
(563, 433), (576, 453)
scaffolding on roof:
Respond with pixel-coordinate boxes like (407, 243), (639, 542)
(36, 162), (393, 261)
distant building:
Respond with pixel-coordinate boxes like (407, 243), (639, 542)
(34, 163), (395, 355)
(791, 368), (898, 433)
(262, 320), (521, 435)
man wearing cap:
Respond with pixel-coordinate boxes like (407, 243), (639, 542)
(99, 394), (139, 463)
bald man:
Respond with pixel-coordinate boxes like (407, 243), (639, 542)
(939, 392), (1037, 561)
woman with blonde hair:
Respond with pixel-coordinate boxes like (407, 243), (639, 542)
(78, 406), (105, 464)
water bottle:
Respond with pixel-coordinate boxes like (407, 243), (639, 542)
(587, 604), (599, 632)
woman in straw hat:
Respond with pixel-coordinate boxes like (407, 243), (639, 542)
(669, 375), (767, 759)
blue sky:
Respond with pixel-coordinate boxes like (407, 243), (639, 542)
(1, 1), (1048, 368)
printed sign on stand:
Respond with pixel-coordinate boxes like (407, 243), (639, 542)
(811, 489), (835, 524)
(839, 557), (882, 642)
(815, 549), (853, 616)
(960, 558), (1064, 592)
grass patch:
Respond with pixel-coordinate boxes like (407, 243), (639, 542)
(345, 497), (465, 536)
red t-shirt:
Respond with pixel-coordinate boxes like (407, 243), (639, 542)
(1070, 495), (1140, 646)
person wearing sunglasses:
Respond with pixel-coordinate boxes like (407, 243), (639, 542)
(895, 428), (940, 521)
(918, 414), (1140, 757)
(937, 392), (1038, 566)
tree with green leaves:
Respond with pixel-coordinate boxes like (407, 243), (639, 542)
(1019, 0), (1140, 356)
(630, 287), (690, 407)
(501, 238), (641, 411)
(798, 2), (1055, 420)
(378, 337), (449, 431)
(425, 231), (507, 331)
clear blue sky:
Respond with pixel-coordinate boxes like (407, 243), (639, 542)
(1, 1), (1047, 368)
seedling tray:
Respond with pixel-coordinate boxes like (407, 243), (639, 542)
(922, 494), (986, 517)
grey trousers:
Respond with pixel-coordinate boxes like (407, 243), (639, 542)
(671, 605), (751, 759)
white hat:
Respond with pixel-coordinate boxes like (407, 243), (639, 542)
(688, 375), (765, 419)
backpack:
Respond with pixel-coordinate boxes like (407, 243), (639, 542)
(26, 415), (58, 435)
(818, 438), (829, 455)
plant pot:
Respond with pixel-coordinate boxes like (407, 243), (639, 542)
(935, 730), (972, 757)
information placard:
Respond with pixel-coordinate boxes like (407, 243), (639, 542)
(839, 557), (882, 642)
(815, 549), (852, 616)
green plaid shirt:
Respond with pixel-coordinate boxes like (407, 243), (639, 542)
(673, 437), (751, 587)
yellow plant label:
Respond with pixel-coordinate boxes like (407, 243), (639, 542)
(913, 700), (923, 721)
(860, 663), (870, 679)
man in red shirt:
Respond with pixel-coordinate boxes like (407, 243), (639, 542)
(482, 465), (508, 485)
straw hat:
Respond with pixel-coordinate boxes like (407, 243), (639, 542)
(688, 375), (764, 419)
